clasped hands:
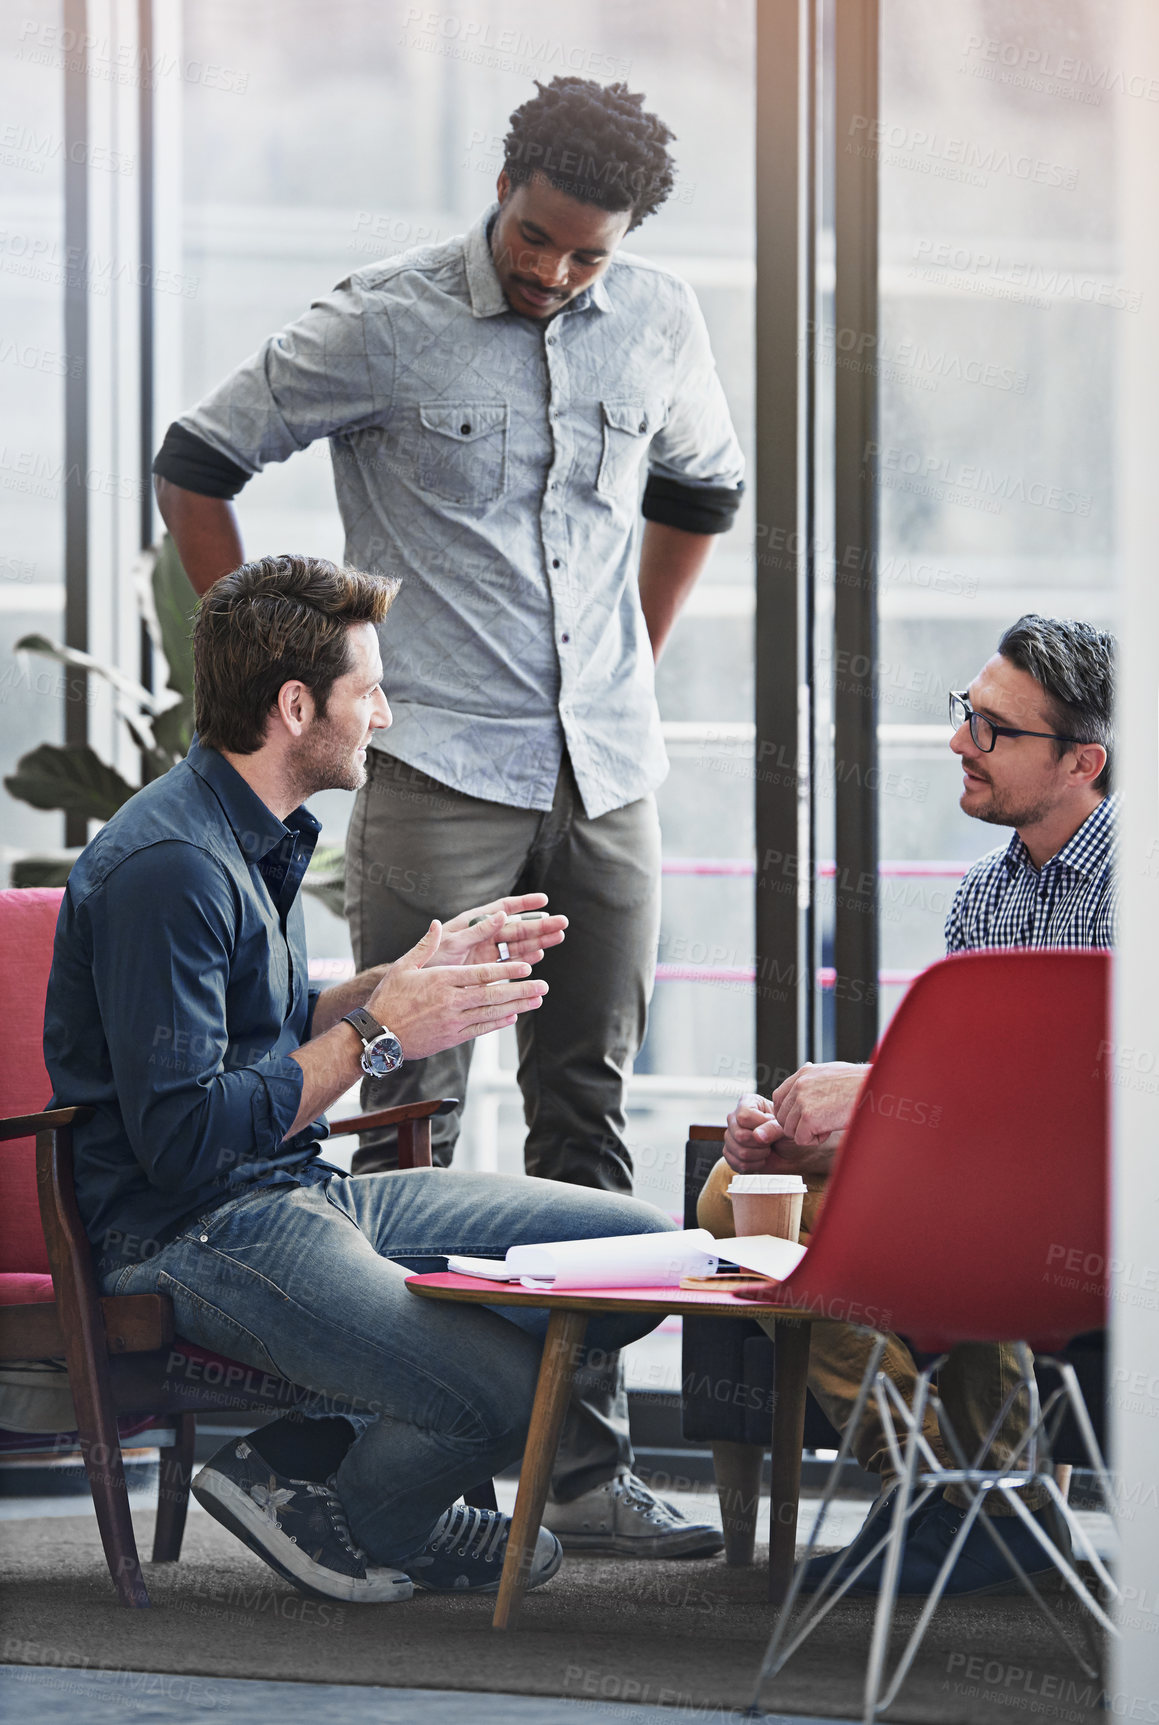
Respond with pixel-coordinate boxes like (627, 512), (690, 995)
(723, 1061), (871, 1178)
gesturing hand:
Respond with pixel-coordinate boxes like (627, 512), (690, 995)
(366, 921), (548, 1060)
(427, 892), (568, 969)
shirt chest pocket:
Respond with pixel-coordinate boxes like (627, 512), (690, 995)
(596, 399), (665, 498)
(416, 401), (509, 508)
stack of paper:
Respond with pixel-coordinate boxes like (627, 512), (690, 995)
(447, 1228), (720, 1290)
(445, 1230), (809, 1290)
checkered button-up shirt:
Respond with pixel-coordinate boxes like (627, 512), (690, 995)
(944, 792), (1119, 953)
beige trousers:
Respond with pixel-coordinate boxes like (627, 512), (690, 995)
(345, 748), (660, 1193)
(697, 1157), (1042, 1512)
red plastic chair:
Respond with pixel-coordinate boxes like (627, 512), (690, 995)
(743, 950), (1113, 1722)
(0, 887), (458, 1605)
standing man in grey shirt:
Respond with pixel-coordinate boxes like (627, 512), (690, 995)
(154, 76), (744, 1556)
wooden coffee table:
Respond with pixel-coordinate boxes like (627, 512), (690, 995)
(406, 1272), (812, 1628)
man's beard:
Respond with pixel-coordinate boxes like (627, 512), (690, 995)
(290, 728), (367, 803)
(964, 775), (1055, 830)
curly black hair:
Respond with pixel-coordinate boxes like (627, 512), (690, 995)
(502, 76), (676, 231)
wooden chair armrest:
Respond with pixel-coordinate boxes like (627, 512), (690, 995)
(0, 1293), (174, 1359)
(689, 1123), (726, 1141)
(328, 1098), (458, 1137)
(0, 1106), (93, 1142)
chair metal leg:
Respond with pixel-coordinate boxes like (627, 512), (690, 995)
(152, 1412), (196, 1562)
(1054, 1357), (1116, 1514)
(711, 1441), (763, 1566)
(875, 1353), (1118, 1713)
(937, 1367), (1119, 1618)
(751, 1333), (891, 1711)
(876, 1375), (1056, 1712)
(863, 1365), (937, 1722)
(756, 1336), (1118, 1724)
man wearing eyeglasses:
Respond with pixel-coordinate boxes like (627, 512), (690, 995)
(704, 612), (1116, 1598)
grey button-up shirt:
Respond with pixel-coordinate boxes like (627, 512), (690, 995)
(175, 207), (744, 817)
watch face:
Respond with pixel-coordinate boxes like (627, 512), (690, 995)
(361, 1032), (404, 1078)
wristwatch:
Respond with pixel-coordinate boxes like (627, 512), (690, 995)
(342, 1007), (404, 1078)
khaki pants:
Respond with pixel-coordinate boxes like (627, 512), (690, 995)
(344, 748), (661, 1192)
(697, 1158), (1042, 1512)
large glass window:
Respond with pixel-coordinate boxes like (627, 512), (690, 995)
(0, 0), (68, 866)
(873, 0), (1118, 1029)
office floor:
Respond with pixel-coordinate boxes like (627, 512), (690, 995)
(0, 1473), (1113, 1725)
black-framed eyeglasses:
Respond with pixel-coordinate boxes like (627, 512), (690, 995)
(948, 692), (1090, 754)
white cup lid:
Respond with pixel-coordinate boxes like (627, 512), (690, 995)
(727, 1174), (807, 1195)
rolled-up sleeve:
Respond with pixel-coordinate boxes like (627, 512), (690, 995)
(163, 275), (392, 484)
(82, 842), (305, 1194)
(645, 282), (745, 506)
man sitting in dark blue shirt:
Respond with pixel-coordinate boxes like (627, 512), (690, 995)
(44, 552), (680, 1604)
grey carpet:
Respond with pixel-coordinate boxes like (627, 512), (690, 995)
(0, 1509), (1109, 1724)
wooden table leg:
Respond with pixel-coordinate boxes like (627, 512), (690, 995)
(493, 1307), (588, 1630)
(768, 1317), (811, 1605)
(712, 1440), (764, 1566)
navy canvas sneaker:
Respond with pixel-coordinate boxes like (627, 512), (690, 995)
(879, 1493), (1072, 1597)
(799, 1486), (1070, 1598)
(192, 1436), (413, 1603)
(797, 1483), (938, 1594)
(405, 1502), (563, 1593)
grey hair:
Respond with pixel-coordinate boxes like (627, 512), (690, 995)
(997, 613), (1115, 792)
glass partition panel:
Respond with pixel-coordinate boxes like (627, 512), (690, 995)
(876, 0), (1119, 1030)
(0, 0), (68, 865)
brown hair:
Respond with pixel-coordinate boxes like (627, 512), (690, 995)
(193, 554), (398, 754)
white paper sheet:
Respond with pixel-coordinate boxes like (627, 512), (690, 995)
(444, 1255), (521, 1281)
(716, 1234), (808, 1282)
(506, 1228), (720, 1290)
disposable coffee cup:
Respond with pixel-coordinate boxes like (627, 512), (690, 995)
(726, 1173), (807, 1242)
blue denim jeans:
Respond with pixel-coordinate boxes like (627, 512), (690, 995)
(102, 1168), (674, 1566)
